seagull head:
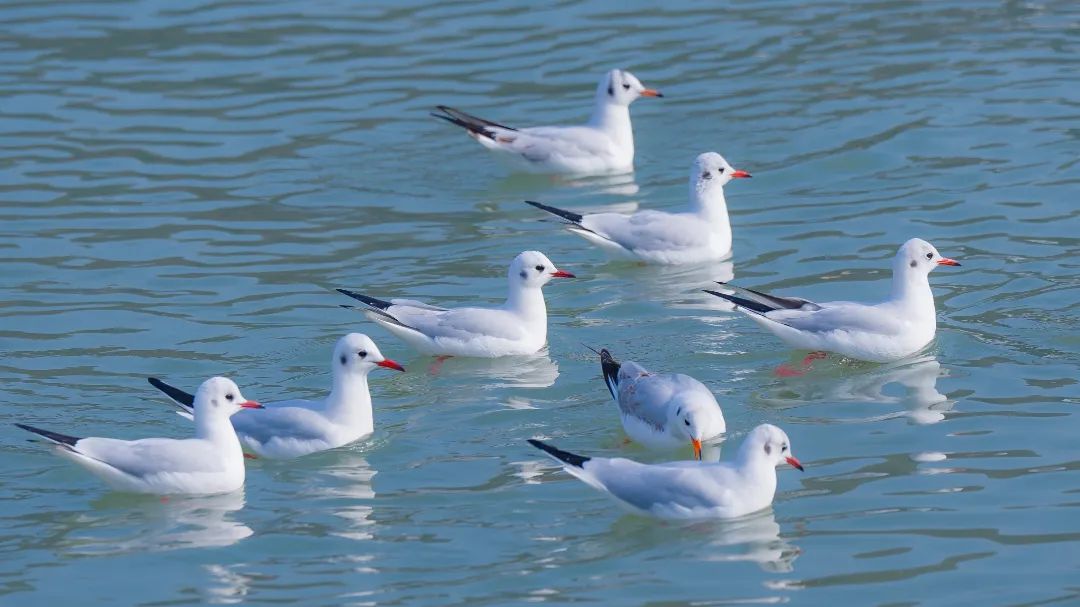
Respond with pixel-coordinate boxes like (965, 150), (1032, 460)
(742, 423), (803, 471)
(333, 333), (404, 377)
(509, 250), (575, 289)
(693, 152), (751, 193)
(193, 376), (262, 419)
(596, 69), (662, 107)
(671, 397), (727, 460)
(895, 238), (960, 277)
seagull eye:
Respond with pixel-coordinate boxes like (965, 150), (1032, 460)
(684, 419), (691, 427)
(358, 350), (367, 358)
(622, 83), (631, 90)
(225, 393), (234, 402)
(925, 252), (934, 260)
(781, 444), (788, 452)
(717, 167), (725, 174)
(535, 264), (545, 272)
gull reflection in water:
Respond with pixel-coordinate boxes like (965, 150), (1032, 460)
(611, 508), (799, 573)
(307, 451), (378, 542)
(75, 491), (253, 554)
(770, 354), (952, 424)
(427, 349), (559, 389)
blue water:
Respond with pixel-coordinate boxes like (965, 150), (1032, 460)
(2, 0), (1078, 605)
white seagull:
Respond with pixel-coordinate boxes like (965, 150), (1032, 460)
(337, 251), (575, 358)
(596, 348), (726, 459)
(529, 423), (804, 520)
(14, 377), (262, 495)
(526, 152), (750, 264)
(705, 238), (961, 363)
(148, 333), (404, 459)
(432, 68), (662, 175)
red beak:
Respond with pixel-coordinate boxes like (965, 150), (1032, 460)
(376, 358), (405, 372)
(550, 270), (576, 278)
(240, 400), (263, 409)
(785, 456), (804, 472)
(639, 88), (663, 98)
(730, 169), (752, 179)
(937, 257), (961, 267)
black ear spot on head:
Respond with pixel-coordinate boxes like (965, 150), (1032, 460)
(701, 171), (712, 180)
(519, 270), (528, 279)
(910, 260), (918, 268)
(764, 443), (772, 455)
(607, 84), (614, 96)
(340, 355), (347, 365)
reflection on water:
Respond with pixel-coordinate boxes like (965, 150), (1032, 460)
(313, 452), (378, 542)
(428, 350), (560, 389)
(71, 491), (252, 555)
(762, 355), (953, 424)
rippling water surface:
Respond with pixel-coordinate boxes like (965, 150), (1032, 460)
(2, 0), (1078, 605)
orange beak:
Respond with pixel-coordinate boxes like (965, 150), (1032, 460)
(550, 269), (576, 278)
(730, 169), (752, 179)
(639, 89), (663, 98)
(376, 358), (405, 372)
(239, 400), (263, 409)
(785, 455), (804, 471)
(937, 257), (961, 266)
(691, 438), (703, 461)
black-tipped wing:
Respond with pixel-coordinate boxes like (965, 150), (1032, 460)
(599, 348), (621, 400)
(147, 377), (195, 410)
(528, 439), (590, 469)
(718, 282), (820, 311)
(337, 288), (393, 311)
(704, 289), (776, 315)
(432, 105), (517, 141)
(14, 423), (80, 447)
(525, 200), (584, 225)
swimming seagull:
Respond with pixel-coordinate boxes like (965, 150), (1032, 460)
(14, 377), (262, 495)
(526, 152), (750, 264)
(432, 69), (662, 175)
(596, 347), (726, 459)
(705, 238), (961, 363)
(528, 423), (803, 520)
(148, 333), (404, 459)
(337, 251), (575, 358)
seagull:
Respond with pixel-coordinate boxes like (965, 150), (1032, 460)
(596, 347), (726, 459)
(14, 377), (262, 495)
(705, 238), (961, 363)
(526, 152), (750, 264)
(337, 251), (575, 358)
(147, 333), (404, 459)
(528, 423), (804, 520)
(432, 68), (662, 175)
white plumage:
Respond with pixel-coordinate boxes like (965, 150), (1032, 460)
(597, 348), (726, 459)
(338, 251), (575, 358)
(149, 333), (404, 459)
(528, 152), (751, 264)
(707, 238), (961, 362)
(529, 424), (804, 520)
(433, 69), (661, 175)
(15, 377), (261, 495)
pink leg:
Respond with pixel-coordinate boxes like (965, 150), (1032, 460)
(428, 355), (452, 375)
(775, 351), (828, 377)
(244, 453), (258, 460)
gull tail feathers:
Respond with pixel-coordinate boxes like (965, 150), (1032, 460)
(432, 105), (517, 141)
(14, 423), (81, 448)
(598, 349), (621, 400)
(525, 200), (583, 225)
(704, 289), (776, 315)
(147, 377), (195, 413)
(528, 439), (590, 469)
